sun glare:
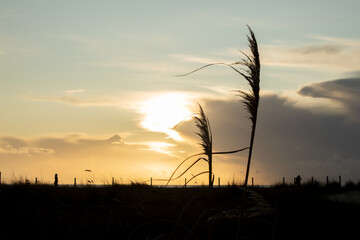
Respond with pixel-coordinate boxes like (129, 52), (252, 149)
(141, 141), (176, 156)
(139, 93), (193, 141)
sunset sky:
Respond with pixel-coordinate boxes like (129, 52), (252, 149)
(1, 0), (360, 185)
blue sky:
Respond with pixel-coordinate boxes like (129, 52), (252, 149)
(0, 0), (359, 185)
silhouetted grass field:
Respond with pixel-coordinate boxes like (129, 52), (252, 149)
(0, 184), (359, 240)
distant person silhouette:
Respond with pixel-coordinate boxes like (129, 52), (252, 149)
(54, 173), (58, 186)
(295, 175), (302, 186)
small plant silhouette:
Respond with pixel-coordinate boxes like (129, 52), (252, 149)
(176, 26), (260, 189)
(165, 104), (248, 188)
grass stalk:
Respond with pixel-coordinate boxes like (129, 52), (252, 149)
(165, 104), (248, 188)
(176, 26), (260, 189)
(236, 26), (260, 189)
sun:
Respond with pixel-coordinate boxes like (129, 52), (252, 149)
(139, 93), (193, 141)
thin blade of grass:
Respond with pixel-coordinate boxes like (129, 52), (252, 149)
(184, 171), (210, 186)
(168, 157), (208, 183)
(165, 153), (204, 186)
(175, 62), (247, 79)
(212, 147), (249, 155)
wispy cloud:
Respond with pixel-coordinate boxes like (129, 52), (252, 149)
(24, 89), (211, 111)
(293, 44), (343, 55)
(170, 36), (360, 74)
(129, 141), (178, 157)
(261, 36), (360, 72)
(312, 36), (360, 47)
(0, 145), (30, 155)
(171, 53), (231, 65)
(0, 133), (191, 184)
(200, 85), (237, 95)
(89, 60), (181, 74)
(0, 137), (54, 156)
(24, 89), (124, 107)
(64, 89), (85, 94)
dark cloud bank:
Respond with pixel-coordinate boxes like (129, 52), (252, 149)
(198, 78), (360, 184)
(299, 78), (360, 117)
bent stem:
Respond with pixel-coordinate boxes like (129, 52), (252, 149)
(165, 148), (249, 186)
(165, 153), (204, 186)
(212, 147), (249, 155)
(167, 157), (208, 183)
(185, 171), (211, 186)
(166, 103), (250, 188)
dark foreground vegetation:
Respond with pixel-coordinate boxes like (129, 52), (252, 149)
(0, 183), (359, 240)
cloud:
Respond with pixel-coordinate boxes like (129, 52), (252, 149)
(0, 134), (123, 158)
(171, 53), (228, 65)
(31, 147), (55, 155)
(0, 145), (29, 155)
(0, 137), (27, 148)
(298, 78), (360, 102)
(293, 44), (343, 55)
(106, 134), (122, 144)
(30, 134), (126, 154)
(0, 137), (54, 156)
(57, 95), (118, 106)
(347, 71), (360, 78)
(175, 90), (360, 184)
(25, 89), (124, 107)
(169, 36), (360, 75)
(25, 90), (208, 110)
(64, 89), (85, 94)
(298, 78), (360, 121)
(89, 60), (182, 74)
(132, 141), (177, 156)
(261, 37), (360, 72)
(4, 80), (360, 184)
(0, 133), (187, 184)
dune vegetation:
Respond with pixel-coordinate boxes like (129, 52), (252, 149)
(1, 26), (360, 240)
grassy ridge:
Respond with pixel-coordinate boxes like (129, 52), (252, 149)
(0, 184), (359, 239)
(0, 185), (248, 239)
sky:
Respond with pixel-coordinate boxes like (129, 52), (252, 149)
(1, 0), (360, 185)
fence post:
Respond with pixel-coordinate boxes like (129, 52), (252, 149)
(326, 176), (329, 186)
(0, 171), (2, 184)
(282, 177), (285, 185)
(35, 177), (38, 185)
(74, 178), (76, 187)
(150, 177), (152, 187)
(112, 177), (114, 185)
(339, 176), (341, 187)
(54, 173), (58, 186)
(311, 176), (314, 185)
(218, 177), (220, 188)
(251, 177), (254, 187)
(185, 178), (187, 188)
